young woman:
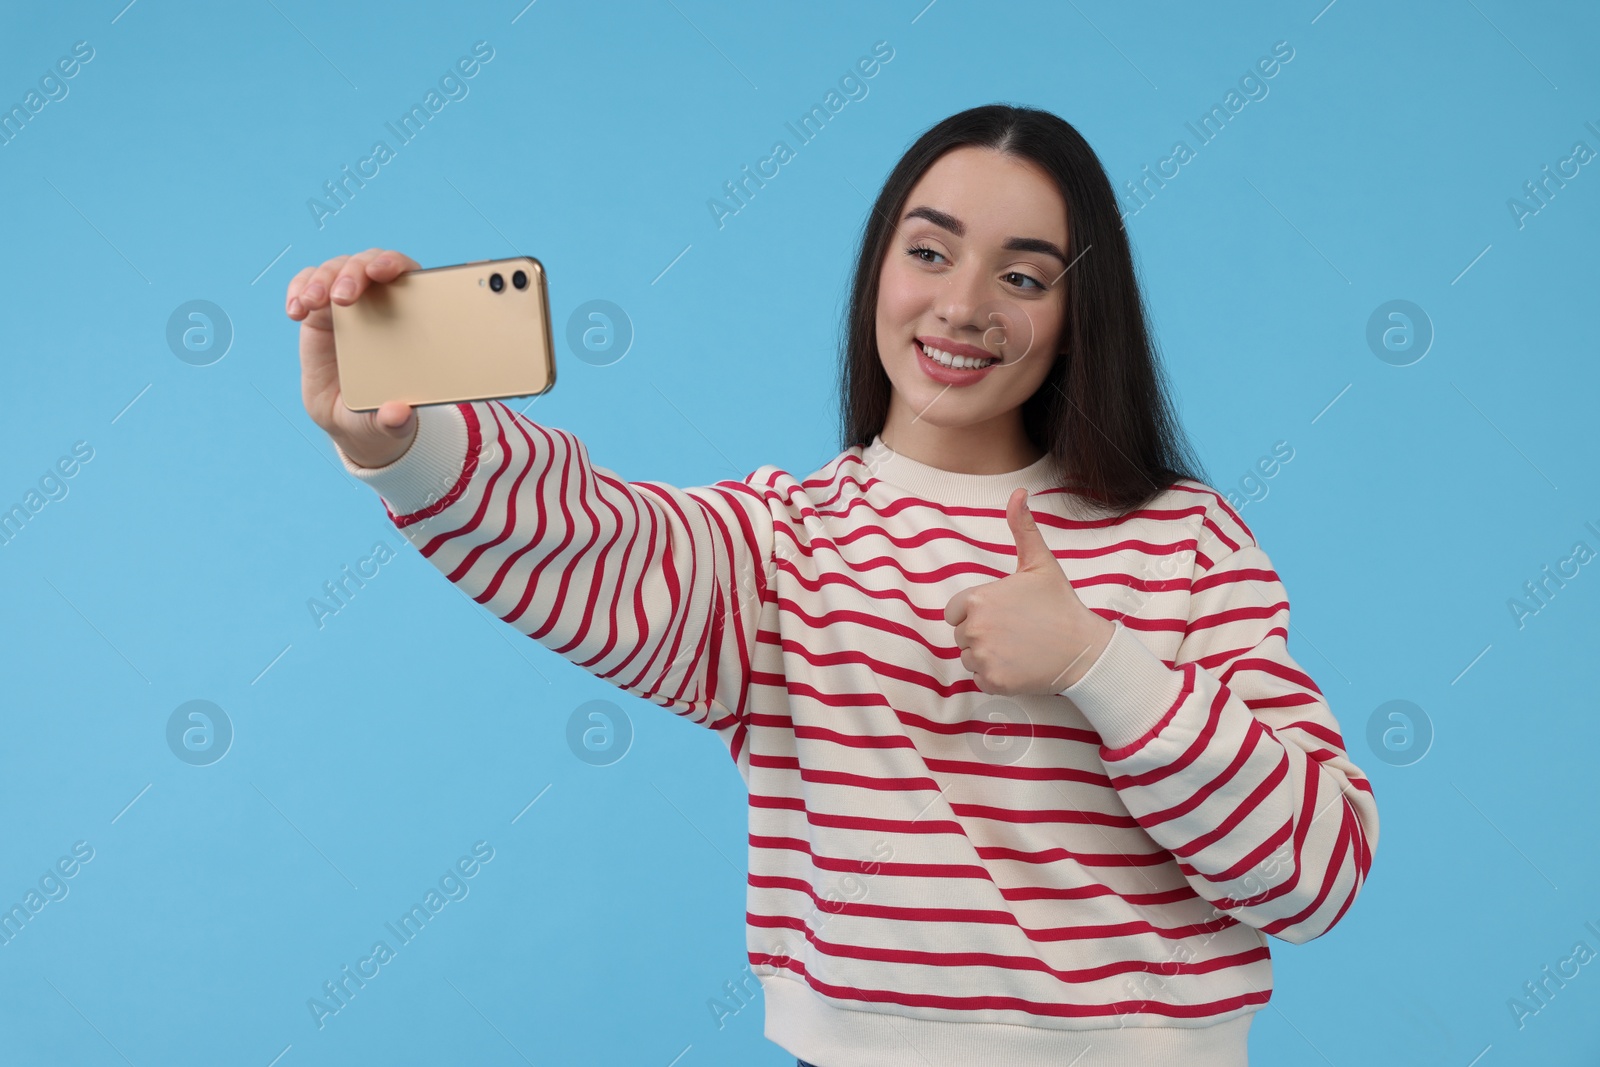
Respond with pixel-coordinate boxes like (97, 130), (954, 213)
(288, 105), (1379, 1067)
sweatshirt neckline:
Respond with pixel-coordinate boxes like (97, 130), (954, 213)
(861, 435), (1065, 508)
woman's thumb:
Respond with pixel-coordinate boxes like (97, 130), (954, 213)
(373, 400), (415, 432)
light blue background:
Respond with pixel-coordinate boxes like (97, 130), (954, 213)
(2, 1), (1597, 1064)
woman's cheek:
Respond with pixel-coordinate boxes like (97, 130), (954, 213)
(878, 265), (917, 322)
(876, 281), (924, 359)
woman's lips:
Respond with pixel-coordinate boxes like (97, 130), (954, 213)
(915, 339), (1000, 386)
(917, 334), (997, 362)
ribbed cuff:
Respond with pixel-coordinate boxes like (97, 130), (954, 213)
(335, 402), (472, 518)
(1059, 620), (1186, 751)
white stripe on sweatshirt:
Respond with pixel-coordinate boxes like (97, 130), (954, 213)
(336, 399), (1379, 1067)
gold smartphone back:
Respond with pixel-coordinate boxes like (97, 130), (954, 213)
(331, 256), (557, 411)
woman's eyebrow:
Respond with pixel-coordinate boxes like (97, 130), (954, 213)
(902, 204), (1068, 265)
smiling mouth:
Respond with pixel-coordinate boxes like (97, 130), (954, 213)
(916, 339), (1000, 370)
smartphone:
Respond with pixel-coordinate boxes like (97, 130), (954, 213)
(331, 255), (557, 411)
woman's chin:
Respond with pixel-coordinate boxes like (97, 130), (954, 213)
(888, 385), (988, 426)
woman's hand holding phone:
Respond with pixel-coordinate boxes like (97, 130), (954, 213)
(286, 248), (422, 469)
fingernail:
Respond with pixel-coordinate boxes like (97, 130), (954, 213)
(288, 298), (302, 316)
(332, 279), (355, 299)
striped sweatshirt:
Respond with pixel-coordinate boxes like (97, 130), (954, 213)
(336, 399), (1379, 1067)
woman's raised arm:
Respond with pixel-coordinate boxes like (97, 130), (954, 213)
(288, 251), (777, 754)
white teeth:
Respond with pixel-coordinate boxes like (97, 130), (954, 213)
(921, 344), (996, 370)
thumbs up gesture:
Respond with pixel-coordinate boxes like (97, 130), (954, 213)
(943, 488), (1117, 697)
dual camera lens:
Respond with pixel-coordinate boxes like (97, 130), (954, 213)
(488, 269), (529, 293)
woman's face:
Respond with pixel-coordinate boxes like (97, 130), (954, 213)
(874, 146), (1071, 439)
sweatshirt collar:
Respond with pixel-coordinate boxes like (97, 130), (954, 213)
(861, 435), (1064, 508)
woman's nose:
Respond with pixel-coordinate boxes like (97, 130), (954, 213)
(936, 266), (989, 329)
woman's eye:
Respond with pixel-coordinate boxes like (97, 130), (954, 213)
(905, 246), (1044, 291)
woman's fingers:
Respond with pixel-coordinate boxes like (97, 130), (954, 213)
(287, 250), (424, 319)
(285, 265), (316, 318)
(338, 249), (422, 300)
(368, 250), (422, 281)
(328, 248), (388, 304)
(300, 255), (353, 308)
(286, 255), (351, 319)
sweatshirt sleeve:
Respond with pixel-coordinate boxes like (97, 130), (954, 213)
(333, 399), (776, 756)
(1059, 511), (1379, 945)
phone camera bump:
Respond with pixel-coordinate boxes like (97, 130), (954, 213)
(512, 269), (528, 290)
(489, 272), (505, 292)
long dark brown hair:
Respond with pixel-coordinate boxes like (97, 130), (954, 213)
(838, 104), (1208, 516)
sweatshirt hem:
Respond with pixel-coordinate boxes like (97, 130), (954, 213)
(761, 973), (1254, 1067)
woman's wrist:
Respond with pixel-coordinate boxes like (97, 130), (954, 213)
(334, 423), (418, 470)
